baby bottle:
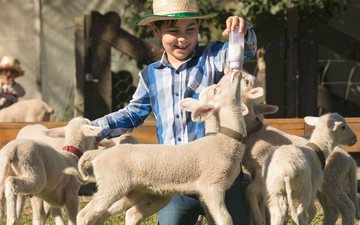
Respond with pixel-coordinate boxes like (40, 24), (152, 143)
(228, 26), (244, 70)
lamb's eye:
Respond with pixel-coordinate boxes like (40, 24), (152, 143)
(342, 125), (346, 130)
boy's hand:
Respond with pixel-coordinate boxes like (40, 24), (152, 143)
(222, 16), (247, 36)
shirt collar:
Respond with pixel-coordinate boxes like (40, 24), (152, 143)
(154, 45), (201, 69)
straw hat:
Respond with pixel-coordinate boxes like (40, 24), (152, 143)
(0, 56), (25, 77)
(136, 0), (217, 26)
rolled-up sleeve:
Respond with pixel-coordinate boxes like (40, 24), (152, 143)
(244, 24), (257, 61)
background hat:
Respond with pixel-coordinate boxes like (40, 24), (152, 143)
(136, 0), (217, 26)
(0, 56), (25, 77)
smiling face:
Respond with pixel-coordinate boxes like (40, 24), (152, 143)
(152, 19), (199, 68)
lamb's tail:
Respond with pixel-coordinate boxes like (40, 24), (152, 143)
(284, 176), (299, 225)
(64, 150), (102, 184)
(63, 167), (90, 185)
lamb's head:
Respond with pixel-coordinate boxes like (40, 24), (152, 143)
(305, 113), (357, 147)
(45, 117), (114, 153)
(240, 70), (257, 96)
(181, 68), (243, 122)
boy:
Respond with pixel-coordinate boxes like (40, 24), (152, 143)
(92, 0), (257, 224)
(0, 56), (25, 109)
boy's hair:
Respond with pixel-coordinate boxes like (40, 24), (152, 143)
(153, 20), (178, 29)
(153, 19), (199, 29)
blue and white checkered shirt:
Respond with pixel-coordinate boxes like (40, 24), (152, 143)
(92, 28), (257, 145)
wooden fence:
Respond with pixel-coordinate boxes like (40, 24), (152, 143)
(0, 118), (359, 153)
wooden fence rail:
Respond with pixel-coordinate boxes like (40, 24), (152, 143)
(0, 118), (359, 152)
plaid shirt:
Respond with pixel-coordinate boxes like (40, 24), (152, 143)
(92, 28), (257, 144)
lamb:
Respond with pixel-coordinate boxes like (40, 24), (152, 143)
(262, 113), (357, 225)
(232, 73), (307, 225)
(0, 99), (54, 122)
(61, 69), (255, 225)
(3, 122), (117, 225)
(68, 69), (247, 225)
(316, 147), (360, 225)
(0, 117), (104, 225)
(238, 72), (360, 225)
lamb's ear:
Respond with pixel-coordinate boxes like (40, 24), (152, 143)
(191, 105), (215, 122)
(241, 103), (249, 116)
(45, 127), (65, 137)
(180, 98), (200, 112)
(304, 116), (319, 127)
(81, 125), (102, 137)
(329, 120), (343, 131)
(254, 104), (279, 115)
(247, 87), (264, 100)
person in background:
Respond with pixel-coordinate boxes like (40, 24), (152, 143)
(0, 56), (25, 109)
(92, 0), (257, 224)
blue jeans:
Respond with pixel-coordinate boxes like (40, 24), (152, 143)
(157, 174), (249, 225)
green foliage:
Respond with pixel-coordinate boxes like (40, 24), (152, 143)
(120, 0), (350, 39)
(234, 0), (349, 23)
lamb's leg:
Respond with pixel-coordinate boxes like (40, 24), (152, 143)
(125, 195), (171, 225)
(200, 202), (216, 225)
(195, 215), (205, 225)
(77, 187), (124, 225)
(294, 204), (309, 225)
(321, 183), (356, 225)
(246, 173), (266, 225)
(0, 190), (6, 223)
(30, 197), (46, 225)
(6, 172), (45, 194)
(15, 194), (26, 225)
(44, 202), (65, 225)
(93, 192), (145, 225)
(307, 201), (317, 224)
(52, 209), (66, 225)
(5, 178), (17, 225)
(329, 193), (355, 225)
(267, 195), (287, 225)
(200, 190), (232, 225)
(64, 191), (79, 225)
(318, 192), (339, 225)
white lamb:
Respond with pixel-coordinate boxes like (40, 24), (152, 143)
(262, 113), (357, 225)
(239, 72), (360, 225)
(0, 99), (54, 122)
(236, 73), (308, 225)
(316, 147), (360, 225)
(62, 69), (258, 225)
(5, 122), (117, 225)
(69, 69), (247, 225)
(0, 117), (104, 225)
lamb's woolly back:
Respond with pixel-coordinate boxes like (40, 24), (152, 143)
(0, 99), (54, 122)
(16, 124), (64, 149)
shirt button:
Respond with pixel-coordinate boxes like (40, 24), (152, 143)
(176, 114), (180, 118)
(175, 92), (179, 96)
(177, 137), (181, 142)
